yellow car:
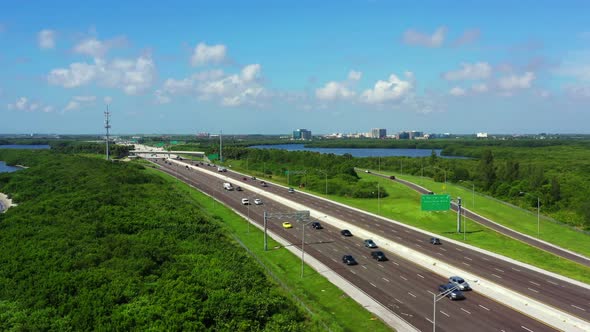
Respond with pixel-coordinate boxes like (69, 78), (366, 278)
(282, 222), (293, 229)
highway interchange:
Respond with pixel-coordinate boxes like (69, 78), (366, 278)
(151, 158), (590, 332)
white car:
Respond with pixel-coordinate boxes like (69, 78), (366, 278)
(254, 198), (262, 205)
(241, 198), (250, 205)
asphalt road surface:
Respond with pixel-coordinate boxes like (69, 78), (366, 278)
(152, 159), (559, 332)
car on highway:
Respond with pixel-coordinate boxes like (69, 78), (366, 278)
(282, 222), (293, 229)
(261, 181), (268, 187)
(288, 187), (295, 193)
(341, 229), (353, 237)
(342, 255), (358, 265)
(371, 251), (387, 261)
(365, 169), (371, 173)
(430, 237), (442, 245)
(241, 198), (250, 205)
(364, 239), (378, 248)
(438, 283), (465, 300)
(242, 177), (248, 181)
(251, 176), (257, 180)
(254, 198), (262, 205)
(311, 222), (323, 229)
(389, 175), (396, 180)
(236, 186), (243, 191)
(449, 276), (471, 291)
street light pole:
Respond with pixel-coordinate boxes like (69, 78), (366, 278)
(433, 283), (463, 332)
(378, 182), (381, 215)
(537, 197), (540, 237)
(247, 196), (250, 234)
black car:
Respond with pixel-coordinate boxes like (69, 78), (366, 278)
(389, 175), (396, 180)
(342, 255), (358, 265)
(236, 186), (243, 191)
(438, 283), (465, 300)
(341, 229), (353, 237)
(430, 237), (442, 245)
(311, 222), (323, 229)
(261, 181), (268, 187)
(371, 251), (387, 261)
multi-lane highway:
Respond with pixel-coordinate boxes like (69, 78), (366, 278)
(151, 158), (564, 332)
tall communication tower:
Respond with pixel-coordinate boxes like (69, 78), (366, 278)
(104, 105), (111, 161)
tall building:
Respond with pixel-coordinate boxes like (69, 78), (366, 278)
(371, 128), (387, 139)
(292, 129), (312, 140)
(398, 131), (410, 139)
(409, 131), (423, 139)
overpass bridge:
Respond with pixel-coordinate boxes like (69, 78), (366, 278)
(130, 150), (205, 158)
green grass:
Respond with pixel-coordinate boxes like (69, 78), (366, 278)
(381, 171), (590, 258)
(141, 164), (393, 332)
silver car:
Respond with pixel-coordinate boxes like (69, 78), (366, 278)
(449, 276), (471, 291)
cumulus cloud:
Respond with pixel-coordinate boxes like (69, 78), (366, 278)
(38, 29), (56, 49)
(403, 26), (447, 47)
(497, 72), (535, 90)
(348, 70), (362, 81)
(63, 95), (96, 112)
(449, 87), (466, 96)
(360, 72), (413, 104)
(442, 62), (492, 81)
(7, 97), (55, 112)
(191, 42), (227, 66)
(316, 81), (355, 100)
(48, 55), (156, 95)
(63, 101), (81, 112)
(73, 36), (127, 58)
(452, 28), (480, 46)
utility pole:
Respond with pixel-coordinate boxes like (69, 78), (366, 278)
(219, 130), (223, 162)
(537, 197), (540, 237)
(104, 105), (111, 161)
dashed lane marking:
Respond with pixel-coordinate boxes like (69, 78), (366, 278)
(440, 310), (450, 317)
(400, 275), (408, 281)
(392, 261), (399, 266)
(527, 288), (539, 293)
(417, 274), (425, 279)
(492, 274), (502, 279)
(521, 326), (534, 332)
(377, 264), (384, 268)
(546, 280), (558, 286)
(494, 268), (504, 273)
(370, 282), (377, 288)
(463, 262), (471, 266)
(460, 308), (471, 315)
(382, 277), (390, 282)
(415, 244), (422, 248)
(529, 281), (541, 287)
(571, 304), (586, 311)
(463, 256), (472, 261)
(331, 258), (337, 263)
(437, 253), (444, 256)
(408, 292), (416, 298)
(512, 267), (521, 272)
(455, 248), (463, 252)
(439, 247), (447, 251)
(478, 304), (490, 311)
(395, 298), (403, 304)
(350, 270), (357, 275)
(362, 265), (367, 270)
(362, 255), (368, 259)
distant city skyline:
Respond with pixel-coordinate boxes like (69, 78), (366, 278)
(1, 1), (590, 134)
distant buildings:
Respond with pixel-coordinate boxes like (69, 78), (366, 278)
(292, 129), (312, 140)
(476, 132), (488, 138)
(370, 128), (387, 139)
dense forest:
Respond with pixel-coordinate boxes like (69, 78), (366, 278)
(0, 149), (311, 330)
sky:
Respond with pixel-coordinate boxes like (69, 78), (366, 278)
(1, 0), (590, 135)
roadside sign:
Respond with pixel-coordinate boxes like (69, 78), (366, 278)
(208, 153), (219, 161)
(421, 194), (451, 211)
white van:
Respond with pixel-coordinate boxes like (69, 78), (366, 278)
(241, 198), (250, 205)
(223, 182), (233, 191)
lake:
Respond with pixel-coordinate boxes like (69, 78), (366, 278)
(0, 161), (21, 173)
(0, 144), (50, 149)
(249, 144), (467, 158)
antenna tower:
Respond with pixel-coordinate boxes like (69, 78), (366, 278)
(104, 105), (111, 161)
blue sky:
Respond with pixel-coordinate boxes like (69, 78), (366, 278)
(1, 0), (590, 135)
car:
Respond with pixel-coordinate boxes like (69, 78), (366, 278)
(254, 198), (262, 205)
(438, 283), (465, 300)
(365, 169), (371, 173)
(364, 239), (378, 248)
(241, 198), (250, 205)
(341, 229), (353, 237)
(288, 187), (295, 193)
(261, 181), (268, 187)
(449, 276), (471, 291)
(427, 191), (434, 195)
(236, 186), (243, 191)
(342, 255), (358, 265)
(389, 175), (396, 180)
(251, 176), (257, 180)
(243, 177), (248, 181)
(371, 251), (387, 261)
(311, 222), (323, 229)
(430, 237), (442, 245)
(282, 222), (293, 229)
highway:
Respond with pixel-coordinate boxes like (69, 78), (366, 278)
(152, 159), (558, 332)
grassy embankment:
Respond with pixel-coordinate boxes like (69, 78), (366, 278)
(141, 165), (393, 332)
(227, 160), (590, 284)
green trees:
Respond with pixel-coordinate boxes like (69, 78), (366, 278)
(478, 150), (496, 190)
(0, 150), (310, 330)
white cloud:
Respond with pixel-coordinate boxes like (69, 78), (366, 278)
(449, 87), (466, 96)
(191, 42), (227, 66)
(241, 64), (261, 82)
(73, 36), (127, 58)
(154, 89), (171, 104)
(452, 28), (480, 46)
(38, 29), (56, 50)
(442, 62), (492, 81)
(497, 72), (535, 90)
(403, 26), (447, 47)
(63, 95), (96, 112)
(15, 97), (29, 110)
(48, 55), (156, 95)
(471, 83), (488, 93)
(316, 81), (355, 100)
(348, 70), (362, 81)
(63, 101), (81, 112)
(73, 95), (96, 102)
(360, 72), (413, 104)
(7, 97), (55, 112)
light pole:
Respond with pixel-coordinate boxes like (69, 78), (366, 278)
(378, 182), (381, 215)
(247, 196), (251, 234)
(317, 169), (328, 196)
(300, 219), (315, 278)
(433, 282), (473, 332)
(537, 197), (540, 237)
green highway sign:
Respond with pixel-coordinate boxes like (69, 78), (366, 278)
(208, 153), (219, 161)
(421, 194), (451, 211)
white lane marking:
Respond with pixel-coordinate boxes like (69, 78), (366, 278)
(382, 277), (390, 283)
(427, 291), (435, 296)
(521, 326), (534, 332)
(425, 318), (433, 324)
(344, 246), (350, 249)
(417, 274), (425, 279)
(408, 292), (416, 298)
(440, 310), (450, 317)
(529, 281), (541, 287)
(437, 253), (444, 256)
(332, 248), (338, 252)
(492, 273), (502, 279)
(377, 264), (384, 268)
(460, 308), (471, 314)
(396, 236), (402, 240)
(400, 275), (408, 281)
(455, 248), (463, 252)
(415, 244), (423, 248)
(392, 261), (399, 266)
(350, 270), (357, 275)
(494, 268), (505, 273)
(317, 249), (322, 253)
(362, 265), (367, 270)
(512, 267), (521, 272)
(463, 256), (472, 261)
(482, 257), (489, 261)
(380, 229), (385, 233)
(571, 304), (586, 311)
(439, 247), (447, 251)
(527, 288), (539, 293)
(362, 255), (368, 259)
(391, 229), (398, 233)
(355, 243), (361, 247)
(404, 230), (410, 233)
(462, 262), (471, 266)
(331, 258), (337, 263)
(370, 282), (377, 288)
(478, 304), (490, 311)
(395, 298), (403, 304)
(546, 280), (558, 286)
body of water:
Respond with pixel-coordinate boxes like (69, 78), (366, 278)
(0, 144), (50, 149)
(249, 144), (467, 158)
(0, 161), (21, 173)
